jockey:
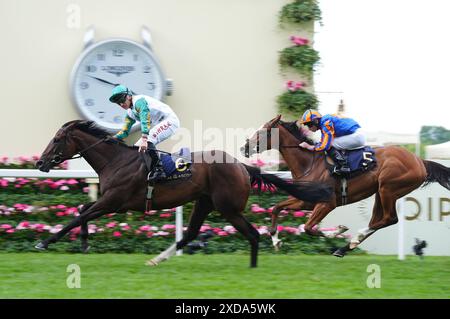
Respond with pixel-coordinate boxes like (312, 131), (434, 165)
(109, 84), (180, 180)
(298, 109), (366, 174)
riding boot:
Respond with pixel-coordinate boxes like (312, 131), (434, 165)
(330, 148), (351, 174)
(147, 142), (166, 181)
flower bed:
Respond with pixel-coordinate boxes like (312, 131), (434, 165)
(0, 157), (357, 254)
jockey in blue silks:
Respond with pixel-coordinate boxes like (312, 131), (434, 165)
(298, 109), (366, 174)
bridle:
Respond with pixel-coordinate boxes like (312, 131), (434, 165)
(245, 119), (317, 178)
(50, 130), (108, 164)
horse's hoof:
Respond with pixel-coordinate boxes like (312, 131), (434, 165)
(273, 240), (282, 251)
(338, 225), (349, 233)
(82, 246), (91, 254)
(145, 259), (158, 266)
(35, 242), (48, 251)
(333, 248), (346, 258)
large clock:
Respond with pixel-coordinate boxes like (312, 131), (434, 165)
(70, 26), (172, 132)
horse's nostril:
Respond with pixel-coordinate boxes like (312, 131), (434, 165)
(36, 160), (43, 168)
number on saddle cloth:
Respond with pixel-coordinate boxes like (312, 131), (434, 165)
(159, 147), (192, 180)
(346, 146), (377, 172)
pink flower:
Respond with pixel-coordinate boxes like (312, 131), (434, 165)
(66, 179), (78, 185)
(223, 225), (237, 234)
(290, 35), (309, 46)
(159, 213), (172, 218)
(200, 225), (212, 232)
(293, 211), (306, 218)
(17, 221), (30, 229)
(1, 224), (12, 229)
(286, 80), (306, 92)
(56, 212), (66, 217)
(83, 187), (90, 193)
(217, 231), (229, 236)
(0, 179), (8, 187)
(146, 232), (154, 238)
(113, 231), (122, 237)
(6, 229), (15, 234)
(250, 204), (266, 213)
(139, 225), (151, 231)
(277, 225), (285, 232)
(106, 222), (116, 228)
(161, 224), (176, 230)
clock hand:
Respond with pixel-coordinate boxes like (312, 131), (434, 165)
(87, 75), (137, 95)
(87, 75), (119, 86)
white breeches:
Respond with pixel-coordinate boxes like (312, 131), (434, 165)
(135, 116), (180, 146)
(332, 128), (366, 150)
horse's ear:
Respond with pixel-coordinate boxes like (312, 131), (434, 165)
(269, 114), (282, 125)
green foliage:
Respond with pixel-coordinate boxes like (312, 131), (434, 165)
(279, 0), (322, 24)
(277, 90), (319, 117)
(279, 45), (320, 77)
(420, 126), (450, 145)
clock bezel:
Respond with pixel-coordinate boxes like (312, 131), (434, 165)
(69, 38), (168, 133)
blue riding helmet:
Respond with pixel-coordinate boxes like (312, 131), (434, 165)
(109, 85), (131, 103)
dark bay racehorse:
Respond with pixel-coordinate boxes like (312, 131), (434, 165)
(35, 120), (332, 267)
(242, 115), (450, 257)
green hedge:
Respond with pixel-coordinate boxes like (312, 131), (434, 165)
(0, 172), (357, 255)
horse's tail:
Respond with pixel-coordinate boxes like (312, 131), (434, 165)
(243, 165), (332, 203)
(422, 160), (450, 190)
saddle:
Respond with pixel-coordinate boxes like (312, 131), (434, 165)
(142, 147), (193, 184)
(143, 147), (193, 213)
(325, 146), (377, 179)
(325, 146), (377, 205)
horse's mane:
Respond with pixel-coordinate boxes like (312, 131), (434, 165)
(68, 120), (130, 148)
(279, 120), (314, 144)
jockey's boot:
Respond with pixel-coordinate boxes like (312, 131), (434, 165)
(330, 148), (351, 175)
(147, 142), (166, 181)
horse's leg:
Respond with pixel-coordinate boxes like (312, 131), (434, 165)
(303, 201), (337, 237)
(79, 202), (96, 253)
(146, 196), (214, 266)
(333, 192), (384, 257)
(223, 213), (260, 268)
(35, 201), (112, 250)
(269, 198), (312, 250)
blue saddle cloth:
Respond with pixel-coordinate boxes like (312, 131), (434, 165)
(347, 146), (377, 172)
(328, 146), (377, 178)
(159, 147), (192, 181)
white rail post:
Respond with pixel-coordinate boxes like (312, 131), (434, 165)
(176, 206), (183, 256)
(397, 197), (405, 260)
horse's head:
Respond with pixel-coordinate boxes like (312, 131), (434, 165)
(241, 114), (312, 158)
(36, 120), (92, 172)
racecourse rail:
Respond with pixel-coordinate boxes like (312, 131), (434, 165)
(0, 169), (405, 259)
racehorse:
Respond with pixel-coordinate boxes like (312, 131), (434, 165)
(242, 115), (450, 257)
(35, 120), (332, 267)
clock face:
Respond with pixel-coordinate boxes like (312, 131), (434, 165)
(70, 39), (166, 132)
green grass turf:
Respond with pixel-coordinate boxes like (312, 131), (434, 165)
(0, 252), (448, 298)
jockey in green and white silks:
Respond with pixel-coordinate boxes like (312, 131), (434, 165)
(109, 85), (180, 150)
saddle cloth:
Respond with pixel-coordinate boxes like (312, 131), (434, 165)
(327, 146), (377, 178)
(159, 147), (193, 182)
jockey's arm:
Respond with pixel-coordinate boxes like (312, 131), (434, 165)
(114, 115), (136, 140)
(135, 98), (151, 139)
(314, 120), (335, 152)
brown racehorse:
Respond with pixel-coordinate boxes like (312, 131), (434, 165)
(35, 120), (332, 267)
(242, 115), (450, 257)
